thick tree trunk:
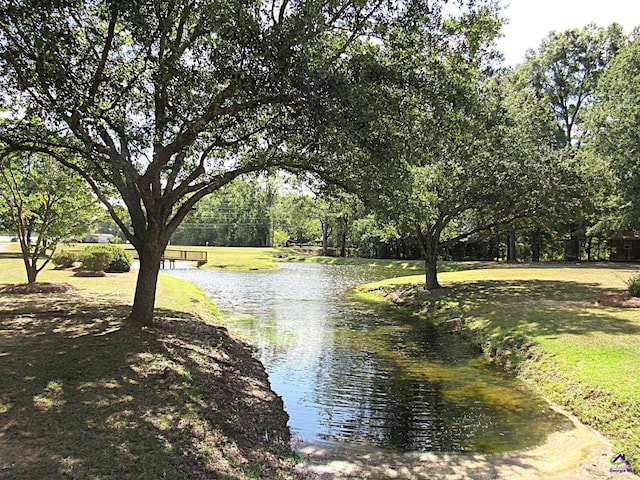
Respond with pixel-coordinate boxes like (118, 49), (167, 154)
(507, 231), (517, 263)
(129, 243), (163, 327)
(417, 227), (441, 290)
(425, 249), (441, 289)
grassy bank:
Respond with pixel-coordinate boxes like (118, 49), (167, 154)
(359, 263), (640, 470)
(0, 255), (302, 480)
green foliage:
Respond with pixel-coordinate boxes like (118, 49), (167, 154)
(83, 244), (132, 273)
(524, 23), (625, 148)
(588, 33), (640, 225)
(627, 275), (640, 298)
(80, 250), (113, 272)
(51, 250), (77, 268)
(0, 151), (100, 282)
(172, 176), (273, 247)
(272, 229), (290, 247)
(0, 0), (431, 322)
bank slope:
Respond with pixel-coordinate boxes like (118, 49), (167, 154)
(358, 263), (640, 471)
(0, 261), (302, 480)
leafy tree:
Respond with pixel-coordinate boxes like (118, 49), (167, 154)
(587, 32), (640, 227)
(325, 190), (363, 257)
(273, 192), (320, 245)
(0, 0), (428, 325)
(172, 176), (272, 247)
(0, 152), (99, 283)
(368, 3), (546, 288)
(524, 23), (625, 148)
(508, 24), (625, 260)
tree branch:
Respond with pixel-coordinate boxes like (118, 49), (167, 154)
(88, 7), (118, 101)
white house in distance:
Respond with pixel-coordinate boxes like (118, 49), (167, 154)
(83, 233), (114, 243)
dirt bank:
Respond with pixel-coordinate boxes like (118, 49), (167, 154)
(0, 286), (303, 479)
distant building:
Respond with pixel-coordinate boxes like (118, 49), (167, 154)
(609, 231), (640, 262)
(83, 233), (114, 244)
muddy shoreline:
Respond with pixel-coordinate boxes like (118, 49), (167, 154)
(296, 405), (631, 479)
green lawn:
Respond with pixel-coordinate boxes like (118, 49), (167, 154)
(0, 248), (216, 318)
(361, 262), (640, 467)
(197, 246), (286, 270)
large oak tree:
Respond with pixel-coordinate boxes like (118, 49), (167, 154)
(0, 0), (431, 325)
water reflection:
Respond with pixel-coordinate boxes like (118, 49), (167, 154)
(165, 262), (570, 453)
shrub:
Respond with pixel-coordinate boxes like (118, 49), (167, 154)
(628, 274), (640, 298)
(80, 250), (113, 272)
(83, 244), (133, 272)
(273, 229), (290, 247)
(51, 250), (77, 268)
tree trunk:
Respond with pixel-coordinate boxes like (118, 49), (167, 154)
(425, 248), (441, 289)
(321, 213), (331, 256)
(25, 261), (37, 283)
(507, 231), (517, 263)
(531, 231), (541, 263)
(339, 220), (347, 257)
(18, 237), (37, 283)
(129, 243), (163, 326)
(418, 228), (441, 290)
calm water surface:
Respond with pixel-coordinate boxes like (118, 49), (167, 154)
(165, 262), (570, 453)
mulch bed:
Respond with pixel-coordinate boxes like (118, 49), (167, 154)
(0, 282), (78, 295)
(594, 291), (640, 308)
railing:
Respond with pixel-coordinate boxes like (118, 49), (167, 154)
(160, 249), (207, 269)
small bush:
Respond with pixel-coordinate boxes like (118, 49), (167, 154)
(80, 250), (113, 272)
(83, 244), (133, 272)
(52, 251), (77, 268)
(628, 274), (640, 297)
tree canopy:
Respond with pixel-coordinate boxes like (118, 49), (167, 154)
(0, 0), (444, 325)
(587, 32), (640, 226)
(0, 151), (100, 283)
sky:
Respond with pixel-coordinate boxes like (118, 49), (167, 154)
(496, 0), (640, 66)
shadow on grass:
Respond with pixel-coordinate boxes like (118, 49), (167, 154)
(0, 252), (25, 260)
(400, 279), (640, 338)
(0, 294), (296, 480)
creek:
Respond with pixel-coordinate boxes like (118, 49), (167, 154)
(164, 262), (570, 453)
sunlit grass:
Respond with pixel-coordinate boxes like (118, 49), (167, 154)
(200, 246), (285, 270)
(0, 255), (217, 318)
(371, 262), (639, 290)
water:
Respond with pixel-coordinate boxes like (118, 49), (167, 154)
(165, 262), (571, 453)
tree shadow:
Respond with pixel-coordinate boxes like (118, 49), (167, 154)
(298, 441), (594, 480)
(418, 279), (640, 338)
(0, 294), (298, 479)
